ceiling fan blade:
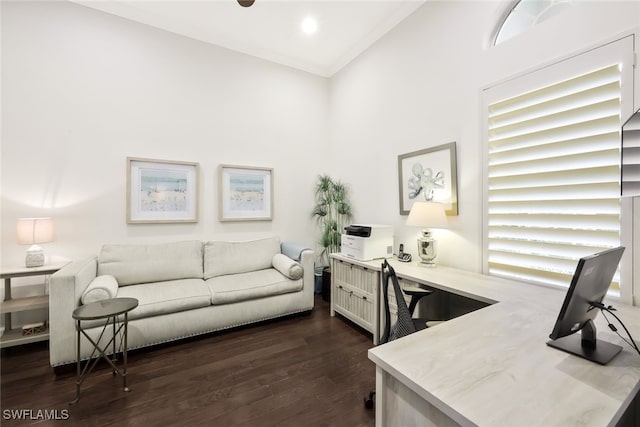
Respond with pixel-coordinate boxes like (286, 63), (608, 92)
(237, 0), (255, 7)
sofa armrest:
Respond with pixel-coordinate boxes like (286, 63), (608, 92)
(280, 243), (314, 309)
(298, 248), (315, 310)
(49, 257), (98, 367)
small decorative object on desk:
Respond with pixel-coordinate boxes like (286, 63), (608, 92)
(22, 321), (46, 336)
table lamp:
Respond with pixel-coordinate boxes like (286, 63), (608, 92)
(16, 218), (54, 268)
(406, 202), (448, 267)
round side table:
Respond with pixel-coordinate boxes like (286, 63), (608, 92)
(71, 297), (138, 404)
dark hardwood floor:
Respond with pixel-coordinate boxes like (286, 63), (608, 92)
(1, 296), (376, 426)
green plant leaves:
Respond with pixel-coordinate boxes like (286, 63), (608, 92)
(312, 174), (354, 263)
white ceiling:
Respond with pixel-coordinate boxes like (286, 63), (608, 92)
(72, 0), (426, 77)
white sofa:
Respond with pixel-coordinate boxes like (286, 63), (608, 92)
(49, 237), (314, 367)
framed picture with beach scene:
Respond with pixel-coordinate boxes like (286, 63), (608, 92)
(127, 157), (199, 223)
(219, 164), (273, 221)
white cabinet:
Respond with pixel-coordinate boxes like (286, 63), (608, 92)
(330, 255), (381, 344)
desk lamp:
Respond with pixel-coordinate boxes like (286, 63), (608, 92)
(16, 218), (54, 268)
(406, 202), (448, 267)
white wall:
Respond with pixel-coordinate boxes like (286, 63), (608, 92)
(2, 0), (639, 292)
(330, 1), (640, 276)
(1, 0), (330, 267)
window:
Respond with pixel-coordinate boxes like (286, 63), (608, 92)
(483, 37), (634, 296)
(494, 0), (575, 46)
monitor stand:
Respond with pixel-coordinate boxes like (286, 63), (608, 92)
(546, 320), (622, 365)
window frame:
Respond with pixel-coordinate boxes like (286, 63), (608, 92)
(492, 0), (576, 46)
(482, 36), (635, 303)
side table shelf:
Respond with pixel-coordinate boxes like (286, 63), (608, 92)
(1, 261), (69, 348)
(0, 328), (50, 348)
(1, 295), (50, 313)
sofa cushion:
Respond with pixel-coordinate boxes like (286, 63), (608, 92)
(115, 279), (211, 321)
(81, 275), (118, 304)
(98, 241), (203, 286)
(206, 268), (303, 305)
(204, 237), (280, 279)
(272, 254), (303, 280)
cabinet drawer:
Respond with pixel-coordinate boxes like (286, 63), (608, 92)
(330, 255), (381, 344)
(333, 260), (377, 295)
(334, 283), (375, 332)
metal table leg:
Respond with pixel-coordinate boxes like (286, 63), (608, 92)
(123, 312), (130, 392)
(70, 315), (131, 404)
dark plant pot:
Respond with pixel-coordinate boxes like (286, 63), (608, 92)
(314, 266), (324, 294)
(322, 267), (331, 303)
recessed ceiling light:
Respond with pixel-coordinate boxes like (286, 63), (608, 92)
(301, 17), (318, 35)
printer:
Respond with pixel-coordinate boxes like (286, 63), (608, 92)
(341, 224), (393, 261)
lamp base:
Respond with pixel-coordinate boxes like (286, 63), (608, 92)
(418, 260), (437, 268)
(416, 230), (438, 267)
(25, 245), (45, 268)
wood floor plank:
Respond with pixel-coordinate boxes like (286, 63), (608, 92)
(1, 296), (376, 426)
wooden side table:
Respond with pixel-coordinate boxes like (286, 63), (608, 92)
(71, 297), (138, 404)
(0, 261), (69, 348)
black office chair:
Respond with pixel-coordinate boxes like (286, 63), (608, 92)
(380, 260), (435, 343)
(364, 259), (439, 409)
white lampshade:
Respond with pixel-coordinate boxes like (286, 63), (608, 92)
(17, 218), (54, 245)
(16, 218), (54, 268)
(406, 202), (448, 229)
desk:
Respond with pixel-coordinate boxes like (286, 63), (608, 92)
(368, 259), (640, 427)
(330, 254), (487, 345)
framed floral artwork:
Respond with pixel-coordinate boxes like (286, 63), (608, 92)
(397, 142), (458, 216)
(127, 157), (199, 223)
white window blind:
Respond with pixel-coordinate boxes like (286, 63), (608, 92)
(484, 37), (634, 294)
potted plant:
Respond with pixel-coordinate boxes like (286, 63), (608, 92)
(312, 175), (353, 301)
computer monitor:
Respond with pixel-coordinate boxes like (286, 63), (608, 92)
(546, 246), (625, 365)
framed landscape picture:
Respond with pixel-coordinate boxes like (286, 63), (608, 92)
(219, 164), (273, 221)
(398, 142), (458, 216)
(127, 157), (199, 223)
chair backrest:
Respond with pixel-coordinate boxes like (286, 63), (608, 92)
(381, 260), (417, 344)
